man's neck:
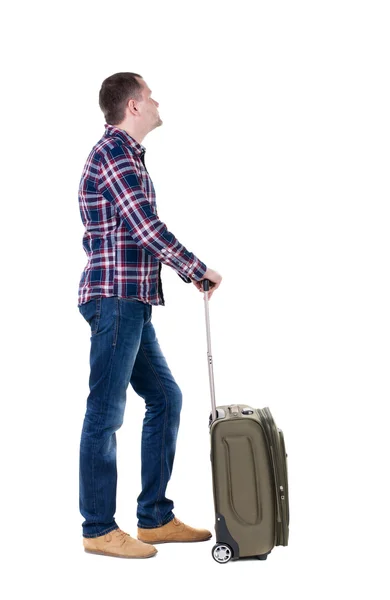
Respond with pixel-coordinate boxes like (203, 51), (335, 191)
(114, 122), (146, 145)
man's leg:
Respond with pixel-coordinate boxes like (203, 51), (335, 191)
(129, 309), (182, 529)
(132, 307), (212, 544)
(78, 296), (148, 538)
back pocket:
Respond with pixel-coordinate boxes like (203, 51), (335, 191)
(78, 297), (102, 336)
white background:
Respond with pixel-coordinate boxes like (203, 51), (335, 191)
(2, 0), (389, 598)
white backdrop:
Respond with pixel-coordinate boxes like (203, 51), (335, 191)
(2, 0), (389, 598)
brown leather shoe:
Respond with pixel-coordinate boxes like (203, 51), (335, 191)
(83, 527), (157, 558)
(137, 517), (212, 544)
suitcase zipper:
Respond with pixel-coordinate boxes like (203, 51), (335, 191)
(258, 408), (289, 546)
(279, 429), (290, 529)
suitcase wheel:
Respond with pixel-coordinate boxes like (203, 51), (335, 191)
(212, 543), (233, 564)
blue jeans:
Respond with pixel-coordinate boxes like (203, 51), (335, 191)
(78, 296), (182, 538)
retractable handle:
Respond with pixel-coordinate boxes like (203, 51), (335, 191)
(202, 279), (217, 423)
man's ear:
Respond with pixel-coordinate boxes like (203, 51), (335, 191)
(127, 97), (139, 116)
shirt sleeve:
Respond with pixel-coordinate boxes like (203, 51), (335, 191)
(97, 147), (207, 282)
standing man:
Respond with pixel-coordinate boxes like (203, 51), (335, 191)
(77, 72), (222, 559)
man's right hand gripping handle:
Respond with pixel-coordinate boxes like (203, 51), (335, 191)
(192, 268), (222, 300)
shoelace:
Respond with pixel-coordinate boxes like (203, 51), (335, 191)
(113, 528), (130, 546)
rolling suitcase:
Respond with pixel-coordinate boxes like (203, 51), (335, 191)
(201, 279), (290, 563)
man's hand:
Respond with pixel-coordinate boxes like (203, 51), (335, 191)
(192, 268), (222, 300)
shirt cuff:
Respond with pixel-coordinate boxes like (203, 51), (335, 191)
(175, 259), (207, 282)
(161, 248), (207, 282)
(189, 259), (208, 281)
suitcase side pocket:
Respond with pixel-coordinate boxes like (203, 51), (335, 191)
(223, 435), (262, 526)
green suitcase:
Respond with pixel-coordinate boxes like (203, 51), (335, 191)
(201, 280), (289, 563)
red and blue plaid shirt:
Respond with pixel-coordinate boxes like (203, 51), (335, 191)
(78, 124), (207, 306)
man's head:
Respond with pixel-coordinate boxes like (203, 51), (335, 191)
(99, 72), (162, 142)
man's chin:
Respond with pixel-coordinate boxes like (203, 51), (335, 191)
(150, 118), (163, 132)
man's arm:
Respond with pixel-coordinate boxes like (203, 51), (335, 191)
(98, 147), (207, 282)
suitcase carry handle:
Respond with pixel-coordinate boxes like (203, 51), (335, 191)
(202, 279), (217, 423)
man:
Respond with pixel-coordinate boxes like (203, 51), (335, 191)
(77, 72), (222, 559)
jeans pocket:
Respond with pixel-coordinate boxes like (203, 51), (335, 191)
(78, 297), (102, 336)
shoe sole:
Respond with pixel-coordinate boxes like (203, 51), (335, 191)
(137, 535), (212, 545)
(84, 548), (157, 559)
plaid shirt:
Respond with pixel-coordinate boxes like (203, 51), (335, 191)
(78, 124), (207, 306)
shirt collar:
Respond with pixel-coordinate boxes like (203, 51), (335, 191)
(103, 123), (146, 155)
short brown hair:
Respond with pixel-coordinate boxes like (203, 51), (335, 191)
(99, 72), (143, 125)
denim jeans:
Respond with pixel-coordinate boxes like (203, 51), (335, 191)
(78, 296), (182, 538)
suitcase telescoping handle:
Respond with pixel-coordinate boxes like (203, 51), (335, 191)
(202, 279), (217, 423)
